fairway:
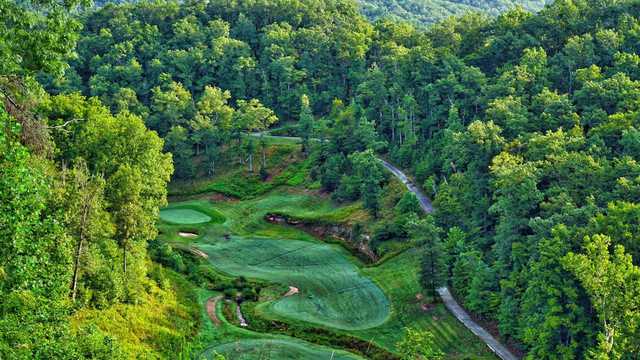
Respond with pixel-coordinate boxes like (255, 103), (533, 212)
(204, 339), (363, 359)
(198, 237), (390, 330)
(160, 208), (212, 224)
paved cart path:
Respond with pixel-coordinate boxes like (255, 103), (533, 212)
(380, 160), (518, 360)
(246, 131), (517, 359)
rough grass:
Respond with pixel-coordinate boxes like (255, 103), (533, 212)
(198, 236), (390, 330)
(71, 266), (200, 358)
(169, 143), (306, 198)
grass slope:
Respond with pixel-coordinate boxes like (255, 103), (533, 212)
(198, 236), (390, 330)
(192, 289), (365, 360)
(356, 249), (496, 358)
(72, 266), (200, 358)
(207, 339), (361, 359)
(160, 192), (496, 358)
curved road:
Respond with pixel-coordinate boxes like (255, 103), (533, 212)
(380, 160), (518, 360)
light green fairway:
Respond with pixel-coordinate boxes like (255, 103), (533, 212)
(204, 339), (363, 359)
(198, 237), (390, 330)
(160, 208), (212, 224)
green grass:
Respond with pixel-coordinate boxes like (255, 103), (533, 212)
(160, 208), (213, 224)
(160, 202), (226, 225)
(190, 289), (365, 360)
(353, 248), (496, 358)
(198, 236), (390, 330)
(72, 266), (200, 358)
(169, 143), (305, 198)
(161, 165), (496, 359)
(205, 339), (362, 359)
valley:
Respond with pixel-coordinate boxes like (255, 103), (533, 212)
(156, 142), (497, 359)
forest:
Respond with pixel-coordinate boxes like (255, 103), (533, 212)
(358, 0), (550, 25)
(3, 0), (640, 359)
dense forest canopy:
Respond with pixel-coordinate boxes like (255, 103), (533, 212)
(46, 0), (640, 357)
(4, 0), (640, 358)
(1, 0), (176, 358)
(358, 0), (551, 25)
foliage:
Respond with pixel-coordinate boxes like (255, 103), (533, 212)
(0, 106), (75, 358)
(358, 0), (549, 25)
(396, 327), (444, 360)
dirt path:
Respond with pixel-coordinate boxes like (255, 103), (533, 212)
(206, 296), (222, 326)
(381, 160), (518, 360)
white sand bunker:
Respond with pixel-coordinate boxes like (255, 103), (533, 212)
(284, 286), (299, 297)
(178, 231), (199, 238)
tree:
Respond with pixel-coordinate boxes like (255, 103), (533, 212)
(520, 228), (593, 359)
(348, 149), (386, 216)
(234, 99), (278, 171)
(298, 94), (314, 154)
(563, 235), (640, 358)
(61, 160), (113, 303)
(410, 216), (445, 298)
(0, 0), (83, 79)
(165, 126), (194, 179)
(149, 80), (194, 135)
(75, 108), (173, 300)
(396, 328), (444, 360)
(0, 106), (76, 357)
(395, 192), (422, 216)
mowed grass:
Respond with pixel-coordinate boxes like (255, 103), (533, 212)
(198, 236), (390, 330)
(192, 289), (364, 360)
(161, 181), (496, 359)
(160, 208), (213, 224)
(160, 202), (226, 225)
(206, 339), (362, 359)
(355, 248), (496, 359)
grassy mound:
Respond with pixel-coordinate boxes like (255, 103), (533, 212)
(160, 208), (212, 224)
(198, 237), (390, 330)
(160, 202), (226, 225)
(204, 339), (363, 359)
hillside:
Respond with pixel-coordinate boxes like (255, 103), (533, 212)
(5, 0), (640, 359)
(358, 0), (551, 24)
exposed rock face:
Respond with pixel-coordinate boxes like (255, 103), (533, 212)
(264, 213), (378, 262)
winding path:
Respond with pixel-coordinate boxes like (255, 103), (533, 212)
(247, 131), (518, 359)
(380, 160), (518, 360)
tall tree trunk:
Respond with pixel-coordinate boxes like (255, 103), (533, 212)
(123, 246), (127, 276)
(71, 240), (83, 301)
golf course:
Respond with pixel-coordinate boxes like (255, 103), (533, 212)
(157, 157), (498, 360)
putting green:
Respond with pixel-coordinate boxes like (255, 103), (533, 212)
(199, 237), (390, 330)
(160, 208), (212, 224)
(204, 339), (363, 359)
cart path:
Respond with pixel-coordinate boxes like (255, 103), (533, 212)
(247, 131), (516, 359)
(206, 296), (222, 326)
(379, 159), (434, 213)
(381, 160), (518, 360)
